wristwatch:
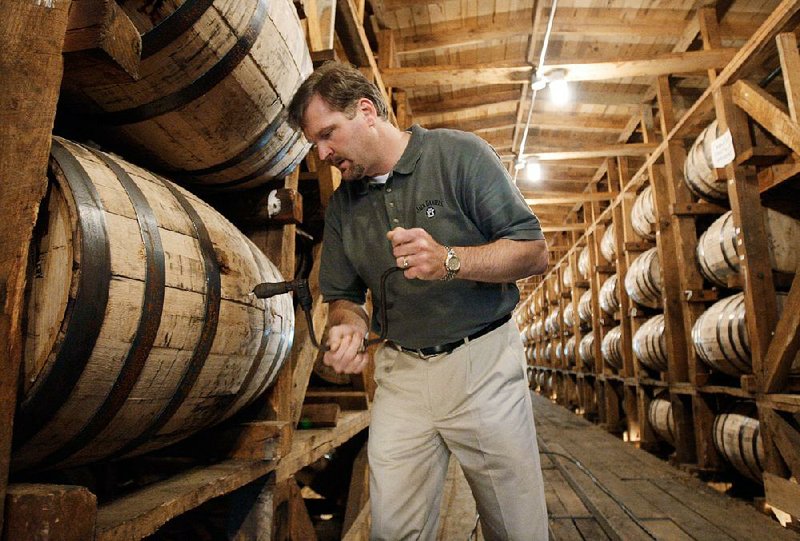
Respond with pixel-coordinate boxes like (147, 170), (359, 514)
(442, 246), (461, 281)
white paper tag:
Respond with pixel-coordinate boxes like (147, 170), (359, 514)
(711, 129), (735, 168)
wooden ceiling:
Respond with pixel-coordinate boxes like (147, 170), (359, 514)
(361, 0), (781, 233)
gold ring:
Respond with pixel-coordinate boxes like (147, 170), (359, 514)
(402, 257), (409, 269)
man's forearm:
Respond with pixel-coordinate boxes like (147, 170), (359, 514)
(456, 238), (548, 283)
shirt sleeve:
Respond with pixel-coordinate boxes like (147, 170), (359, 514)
(459, 136), (546, 242)
(319, 194), (368, 305)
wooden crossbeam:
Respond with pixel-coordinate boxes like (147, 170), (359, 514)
(529, 143), (658, 161)
(763, 272), (800, 392)
(732, 79), (800, 155)
(382, 49), (736, 87)
(394, 8), (760, 54)
(525, 192), (618, 205)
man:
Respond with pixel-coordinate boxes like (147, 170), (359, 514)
(288, 61), (549, 541)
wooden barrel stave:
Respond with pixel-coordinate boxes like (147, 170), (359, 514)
(563, 302), (575, 330)
(600, 226), (616, 263)
(713, 412), (765, 482)
(648, 397), (676, 446)
(683, 120), (728, 203)
(633, 314), (669, 372)
(599, 274), (619, 316)
(578, 290), (593, 324)
(698, 209), (800, 288)
(624, 248), (662, 309)
(631, 185), (657, 240)
(579, 331), (595, 364)
(564, 335), (577, 366)
(601, 326), (623, 370)
(60, 0), (312, 190)
(692, 293), (751, 376)
(14, 138), (293, 472)
(578, 246), (590, 279)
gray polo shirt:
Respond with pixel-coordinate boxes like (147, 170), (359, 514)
(320, 124), (544, 349)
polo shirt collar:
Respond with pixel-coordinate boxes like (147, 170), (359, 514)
(393, 124), (426, 175)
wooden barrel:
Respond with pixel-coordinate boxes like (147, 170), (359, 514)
(601, 326), (623, 370)
(599, 274), (620, 316)
(624, 248), (662, 309)
(545, 308), (561, 335)
(555, 342), (564, 363)
(564, 335), (577, 367)
(683, 120), (728, 203)
(562, 266), (574, 289)
(631, 185), (657, 240)
(528, 300), (538, 320)
(633, 315), (669, 373)
(525, 346), (535, 364)
(579, 331), (595, 364)
(59, 0), (312, 190)
(563, 302), (576, 331)
(532, 320), (544, 341)
(600, 226), (616, 263)
(648, 397), (676, 446)
(578, 290), (593, 324)
(713, 411), (765, 482)
(693, 292), (800, 376)
(697, 209), (800, 288)
(578, 246), (590, 279)
(13, 138), (294, 472)
(692, 293), (750, 376)
(543, 343), (553, 363)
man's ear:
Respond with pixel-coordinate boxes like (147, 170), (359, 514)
(358, 97), (377, 124)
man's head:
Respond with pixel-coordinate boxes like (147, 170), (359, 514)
(288, 62), (389, 181)
(288, 62), (388, 129)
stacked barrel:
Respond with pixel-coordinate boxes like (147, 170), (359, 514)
(14, 0), (313, 473)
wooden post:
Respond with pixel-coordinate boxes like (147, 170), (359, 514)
(0, 0), (73, 531)
(226, 474), (276, 541)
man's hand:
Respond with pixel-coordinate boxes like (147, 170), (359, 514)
(324, 323), (369, 374)
(387, 227), (447, 280)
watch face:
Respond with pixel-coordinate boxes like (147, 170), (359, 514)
(446, 253), (460, 271)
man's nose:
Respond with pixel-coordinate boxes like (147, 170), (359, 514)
(317, 142), (333, 162)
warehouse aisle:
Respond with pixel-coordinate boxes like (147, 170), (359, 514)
(437, 393), (799, 541)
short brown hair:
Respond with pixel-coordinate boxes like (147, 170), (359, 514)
(288, 61), (388, 129)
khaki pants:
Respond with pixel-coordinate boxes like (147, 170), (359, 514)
(369, 319), (548, 541)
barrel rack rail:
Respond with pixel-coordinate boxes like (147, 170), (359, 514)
(518, 0), (800, 528)
(0, 0), (396, 538)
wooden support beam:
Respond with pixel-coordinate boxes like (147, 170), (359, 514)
(714, 83), (778, 390)
(382, 49), (736, 87)
(64, 0), (141, 78)
(759, 407), (800, 478)
(763, 272), (800, 392)
(778, 32), (800, 121)
(524, 191), (618, 205)
(95, 461), (275, 540)
(272, 479), (318, 541)
(529, 143), (657, 161)
(732, 79), (800, 155)
(226, 474), (275, 541)
(4, 484), (96, 541)
(0, 0), (73, 532)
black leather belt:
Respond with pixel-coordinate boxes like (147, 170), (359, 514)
(393, 314), (511, 358)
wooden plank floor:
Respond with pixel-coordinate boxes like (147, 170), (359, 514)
(436, 393), (800, 541)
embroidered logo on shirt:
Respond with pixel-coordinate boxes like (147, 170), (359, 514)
(416, 199), (443, 219)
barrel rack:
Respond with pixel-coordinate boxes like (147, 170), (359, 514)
(519, 0), (800, 529)
(0, 0), (404, 538)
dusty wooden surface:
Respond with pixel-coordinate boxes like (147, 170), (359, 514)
(439, 393), (800, 540)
